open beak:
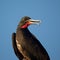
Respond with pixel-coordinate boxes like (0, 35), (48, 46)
(28, 19), (41, 25)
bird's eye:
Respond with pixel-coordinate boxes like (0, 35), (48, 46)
(25, 20), (28, 23)
(23, 21), (27, 25)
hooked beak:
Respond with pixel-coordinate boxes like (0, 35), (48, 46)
(28, 19), (42, 25)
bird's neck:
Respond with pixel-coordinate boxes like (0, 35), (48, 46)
(17, 27), (31, 36)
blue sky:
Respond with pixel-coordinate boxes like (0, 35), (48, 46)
(0, 0), (60, 60)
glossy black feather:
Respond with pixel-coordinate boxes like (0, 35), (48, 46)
(16, 28), (50, 60)
(12, 33), (23, 60)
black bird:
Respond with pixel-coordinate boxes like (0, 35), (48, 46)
(12, 16), (50, 60)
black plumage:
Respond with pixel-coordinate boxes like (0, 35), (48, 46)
(12, 16), (50, 60)
(12, 33), (23, 60)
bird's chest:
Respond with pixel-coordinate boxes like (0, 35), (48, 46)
(16, 31), (34, 60)
(16, 31), (33, 47)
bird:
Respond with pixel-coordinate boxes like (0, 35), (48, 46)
(12, 16), (50, 60)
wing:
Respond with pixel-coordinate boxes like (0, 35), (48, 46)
(12, 33), (23, 60)
(23, 31), (50, 60)
(30, 34), (50, 60)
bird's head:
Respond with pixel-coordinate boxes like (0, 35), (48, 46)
(18, 16), (41, 29)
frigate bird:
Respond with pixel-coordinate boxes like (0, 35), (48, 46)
(12, 16), (50, 60)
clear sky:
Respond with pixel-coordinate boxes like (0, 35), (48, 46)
(0, 0), (60, 60)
